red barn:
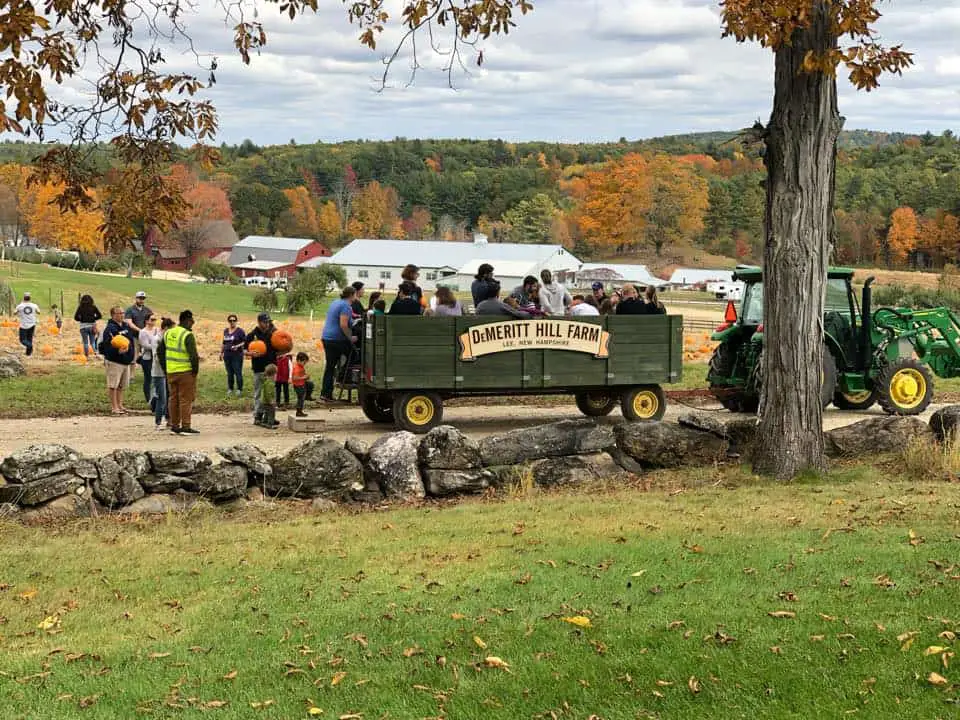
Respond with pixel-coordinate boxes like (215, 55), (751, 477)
(142, 221), (239, 271)
(229, 236), (331, 279)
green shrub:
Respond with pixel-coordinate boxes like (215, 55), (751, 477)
(253, 288), (279, 313)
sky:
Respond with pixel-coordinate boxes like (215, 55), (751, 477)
(13, 0), (960, 145)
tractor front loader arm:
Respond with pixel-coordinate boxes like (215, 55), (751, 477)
(872, 306), (960, 379)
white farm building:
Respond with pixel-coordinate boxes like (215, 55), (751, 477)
(313, 235), (582, 292)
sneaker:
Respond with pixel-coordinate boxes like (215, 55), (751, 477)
(318, 396), (335, 403)
(155, 424), (165, 432)
(180, 427), (200, 435)
(271, 420), (281, 427)
(170, 427), (182, 435)
(296, 410), (308, 417)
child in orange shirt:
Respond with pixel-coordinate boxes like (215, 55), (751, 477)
(292, 352), (315, 417)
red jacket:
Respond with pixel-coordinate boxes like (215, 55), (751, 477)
(275, 354), (291, 383)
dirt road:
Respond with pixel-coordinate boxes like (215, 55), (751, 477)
(0, 400), (940, 459)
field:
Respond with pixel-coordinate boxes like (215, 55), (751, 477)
(1, 469), (958, 719)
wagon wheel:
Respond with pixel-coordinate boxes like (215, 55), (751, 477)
(621, 385), (667, 422)
(393, 391), (444, 434)
(574, 391), (618, 417)
(360, 390), (394, 423)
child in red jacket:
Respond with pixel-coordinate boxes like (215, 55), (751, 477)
(275, 353), (291, 407)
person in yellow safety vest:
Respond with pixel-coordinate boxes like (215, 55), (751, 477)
(164, 309), (200, 435)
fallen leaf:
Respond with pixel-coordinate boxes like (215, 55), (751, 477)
(928, 672), (949, 687)
(17, 589), (38, 601)
(688, 676), (701, 694)
(898, 631), (919, 651)
(819, 614), (837, 622)
(308, 707), (324, 716)
(331, 671), (347, 686)
(810, 635), (826, 642)
(768, 611), (796, 619)
(249, 700), (276, 709)
(473, 636), (487, 649)
(655, 680), (673, 687)
(78, 695), (99, 708)
(37, 615), (61, 631)
(561, 616), (592, 628)
(770, 646), (782, 654)
(402, 647), (422, 658)
(338, 714), (362, 720)
(147, 652), (171, 659)
(630, 570), (646, 577)
(483, 656), (511, 671)
(203, 700), (228, 709)
(939, 631), (957, 641)
(450, 613), (466, 621)
(223, 670), (238, 680)
(925, 646), (949, 656)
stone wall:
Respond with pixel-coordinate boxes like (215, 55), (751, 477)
(0, 410), (943, 522)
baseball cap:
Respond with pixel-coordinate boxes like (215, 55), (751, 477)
(23, 291), (30, 299)
(257, 312), (272, 323)
(591, 282), (604, 291)
(135, 291), (146, 299)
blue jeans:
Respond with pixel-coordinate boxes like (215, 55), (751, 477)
(80, 327), (97, 356)
(152, 375), (168, 425)
(138, 357), (152, 404)
(224, 354), (244, 392)
(19, 327), (35, 356)
(321, 339), (352, 399)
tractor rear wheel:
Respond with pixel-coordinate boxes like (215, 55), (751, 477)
(876, 359), (934, 416)
(754, 344), (837, 410)
(708, 344), (755, 412)
(575, 391), (618, 417)
(833, 388), (878, 411)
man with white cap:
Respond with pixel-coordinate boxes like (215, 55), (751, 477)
(125, 291), (154, 403)
(14, 292), (40, 357)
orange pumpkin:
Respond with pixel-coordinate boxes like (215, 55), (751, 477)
(110, 335), (130, 352)
(47, 326), (60, 336)
(271, 330), (294, 353)
(248, 339), (267, 357)
(41, 345), (54, 356)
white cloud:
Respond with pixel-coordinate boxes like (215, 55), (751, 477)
(5, 0), (959, 145)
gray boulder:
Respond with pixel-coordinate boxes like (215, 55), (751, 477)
(0, 471), (87, 506)
(678, 412), (730, 439)
(147, 450), (212, 476)
(419, 426), (482, 469)
(19, 492), (96, 522)
(422, 468), (497, 496)
(140, 473), (186, 493)
(73, 457), (99, 481)
(117, 492), (214, 515)
(344, 437), (370, 463)
(929, 406), (960, 443)
(186, 464), (248, 501)
(530, 453), (626, 488)
(0, 444), (79, 483)
(367, 432), (425, 500)
(268, 436), (364, 500)
(479, 419), (615, 467)
(0, 353), (25, 379)
(615, 422), (728, 468)
(216, 445), (273, 478)
(824, 416), (933, 459)
(93, 450), (149, 508)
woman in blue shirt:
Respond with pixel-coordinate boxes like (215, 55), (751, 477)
(220, 314), (246, 396)
(320, 287), (358, 401)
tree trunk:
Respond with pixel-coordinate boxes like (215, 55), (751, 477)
(752, 3), (842, 479)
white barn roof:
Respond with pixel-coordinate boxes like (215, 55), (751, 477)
(298, 256), (332, 269)
(229, 235), (318, 267)
(330, 238), (579, 269)
(234, 235), (315, 251)
(577, 262), (667, 287)
(668, 268), (734, 285)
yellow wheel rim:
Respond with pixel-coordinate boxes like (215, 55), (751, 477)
(404, 395), (435, 426)
(889, 369), (926, 410)
(632, 390), (660, 420)
(841, 390), (872, 403)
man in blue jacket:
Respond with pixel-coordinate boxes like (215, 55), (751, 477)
(100, 306), (137, 415)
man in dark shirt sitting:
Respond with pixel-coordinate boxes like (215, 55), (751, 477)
(477, 281), (532, 318)
(389, 282), (423, 315)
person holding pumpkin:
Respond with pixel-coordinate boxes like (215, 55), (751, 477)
(101, 306), (137, 415)
(246, 312), (278, 423)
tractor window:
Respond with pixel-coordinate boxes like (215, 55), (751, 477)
(741, 282), (763, 325)
(825, 279), (853, 320)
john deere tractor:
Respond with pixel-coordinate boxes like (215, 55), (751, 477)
(706, 266), (960, 415)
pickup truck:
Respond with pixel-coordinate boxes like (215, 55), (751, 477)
(356, 313), (683, 432)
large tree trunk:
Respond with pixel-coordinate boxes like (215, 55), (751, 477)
(752, 3), (842, 479)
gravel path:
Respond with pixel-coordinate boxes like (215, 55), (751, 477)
(0, 400), (942, 459)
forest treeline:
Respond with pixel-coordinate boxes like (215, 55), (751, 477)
(0, 129), (958, 269)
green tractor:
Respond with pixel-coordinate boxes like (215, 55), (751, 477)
(706, 266), (960, 415)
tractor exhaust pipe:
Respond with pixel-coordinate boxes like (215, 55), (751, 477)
(860, 276), (875, 369)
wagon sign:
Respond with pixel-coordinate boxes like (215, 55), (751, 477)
(458, 320), (611, 361)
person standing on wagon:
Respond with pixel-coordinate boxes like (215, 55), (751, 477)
(319, 286), (357, 403)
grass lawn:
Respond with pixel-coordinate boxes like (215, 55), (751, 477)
(0, 261), (265, 317)
(0, 469), (958, 718)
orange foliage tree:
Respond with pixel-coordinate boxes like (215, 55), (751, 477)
(347, 181), (403, 239)
(279, 186), (320, 238)
(575, 154), (652, 255)
(317, 201), (343, 246)
(887, 206), (918, 266)
(22, 180), (104, 252)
